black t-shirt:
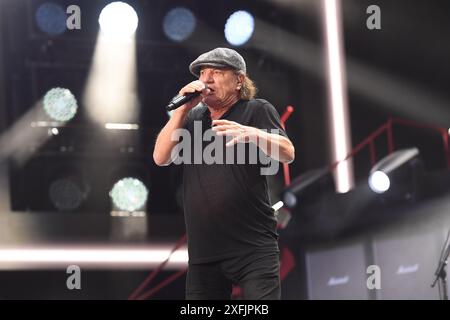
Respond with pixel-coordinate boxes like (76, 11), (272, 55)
(181, 99), (289, 263)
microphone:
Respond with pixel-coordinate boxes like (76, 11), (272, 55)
(166, 84), (208, 111)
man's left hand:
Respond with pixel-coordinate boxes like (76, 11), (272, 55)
(212, 119), (258, 147)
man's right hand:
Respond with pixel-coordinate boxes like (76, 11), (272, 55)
(177, 80), (210, 112)
(153, 81), (209, 166)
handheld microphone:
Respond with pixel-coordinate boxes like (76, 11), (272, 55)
(166, 84), (208, 111)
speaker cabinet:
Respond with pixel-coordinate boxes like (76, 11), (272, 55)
(372, 231), (443, 300)
(306, 243), (369, 299)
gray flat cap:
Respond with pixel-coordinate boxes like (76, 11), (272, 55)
(189, 47), (246, 77)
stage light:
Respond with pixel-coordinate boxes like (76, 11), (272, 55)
(109, 177), (148, 212)
(48, 173), (90, 211)
(368, 148), (422, 199)
(163, 7), (196, 42)
(224, 10), (254, 46)
(368, 171), (390, 194)
(0, 245), (188, 269)
(43, 88), (78, 122)
(35, 2), (66, 35)
(282, 168), (335, 209)
(105, 123), (139, 130)
(98, 1), (138, 39)
(323, 0), (354, 193)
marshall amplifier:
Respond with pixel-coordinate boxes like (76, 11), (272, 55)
(372, 230), (443, 300)
(306, 243), (369, 300)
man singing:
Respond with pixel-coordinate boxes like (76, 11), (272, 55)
(153, 47), (295, 300)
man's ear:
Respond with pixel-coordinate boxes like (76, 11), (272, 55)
(237, 74), (244, 89)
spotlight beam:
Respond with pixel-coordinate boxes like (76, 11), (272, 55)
(251, 19), (450, 129)
(0, 102), (53, 165)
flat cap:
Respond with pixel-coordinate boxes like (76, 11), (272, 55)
(189, 47), (246, 77)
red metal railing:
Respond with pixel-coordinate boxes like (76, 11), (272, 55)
(330, 117), (450, 172)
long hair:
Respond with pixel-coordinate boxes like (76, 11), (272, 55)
(237, 71), (258, 100)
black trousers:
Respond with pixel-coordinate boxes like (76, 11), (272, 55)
(186, 250), (280, 300)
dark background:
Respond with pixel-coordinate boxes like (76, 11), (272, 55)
(0, 0), (449, 299)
